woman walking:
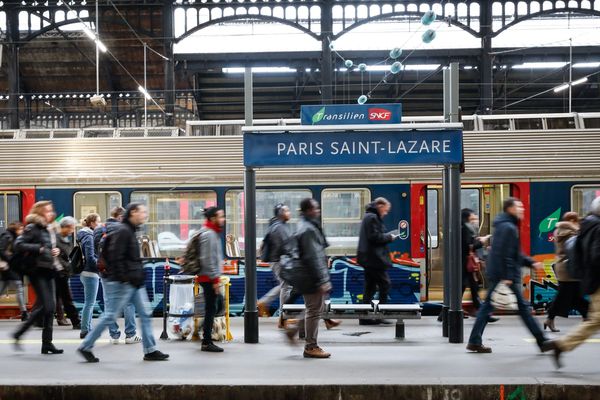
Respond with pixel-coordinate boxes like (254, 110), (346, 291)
(77, 213), (101, 339)
(544, 211), (589, 332)
(12, 201), (63, 354)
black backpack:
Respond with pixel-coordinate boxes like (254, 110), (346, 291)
(69, 241), (85, 275)
(181, 231), (203, 275)
(259, 231), (275, 262)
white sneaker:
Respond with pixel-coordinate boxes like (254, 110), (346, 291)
(125, 335), (142, 344)
(110, 337), (120, 345)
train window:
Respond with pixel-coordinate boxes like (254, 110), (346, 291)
(482, 119), (510, 131)
(546, 117), (575, 130)
(571, 186), (600, 216)
(514, 118), (543, 130)
(427, 189), (439, 248)
(130, 191), (217, 257)
(74, 192), (122, 228)
(0, 193), (20, 234)
(461, 188), (481, 217)
(225, 189), (311, 257)
(462, 119), (474, 131)
(583, 118), (600, 129)
(321, 188), (370, 256)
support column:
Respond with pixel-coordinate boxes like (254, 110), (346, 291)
(320, 0), (333, 103)
(163, 2), (176, 126)
(479, 1), (493, 114)
(24, 96), (31, 129)
(441, 165), (450, 338)
(243, 67), (259, 343)
(111, 96), (119, 128)
(6, 6), (20, 129)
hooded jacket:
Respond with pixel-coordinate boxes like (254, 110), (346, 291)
(486, 212), (534, 283)
(357, 203), (394, 271)
(77, 227), (98, 274)
(553, 220), (579, 282)
(103, 219), (145, 288)
(577, 214), (600, 295)
(267, 217), (293, 261)
(14, 213), (54, 271)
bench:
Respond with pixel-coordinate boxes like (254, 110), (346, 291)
(282, 301), (422, 339)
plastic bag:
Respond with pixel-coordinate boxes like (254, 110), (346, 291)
(490, 282), (518, 311)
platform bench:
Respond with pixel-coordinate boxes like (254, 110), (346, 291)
(282, 302), (422, 339)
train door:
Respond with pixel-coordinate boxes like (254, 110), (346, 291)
(0, 192), (23, 311)
(425, 184), (510, 302)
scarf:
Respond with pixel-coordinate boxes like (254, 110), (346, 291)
(204, 220), (223, 233)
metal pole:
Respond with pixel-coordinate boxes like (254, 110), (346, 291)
(441, 67), (451, 337)
(320, 0), (333, 103)
(163, 1), (176, 126)
(243, 66), (259, 343)
(569, 38), (572, 113)
(144, 42), (148, 127)
(447, 62), (464, 343)
(6, 6), (20, 129)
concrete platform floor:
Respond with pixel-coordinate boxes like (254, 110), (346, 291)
(0, 315), (598, 399)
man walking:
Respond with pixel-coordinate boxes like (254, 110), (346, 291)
(543, 197), (600, 368)
(287, 198), (332, 358)
(467, 197), (548, 353)
(257, 203), (294, 328)
(54, 217), (81, 329)
(94, 206), (141, 345)
(77, 203), (169, 363)
(357, 197), (397, 325)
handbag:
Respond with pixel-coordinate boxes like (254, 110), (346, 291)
(466, 246), (481, 273)
(490, 282), (518, 311)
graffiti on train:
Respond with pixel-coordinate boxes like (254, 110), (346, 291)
(68, 257), (420, 316)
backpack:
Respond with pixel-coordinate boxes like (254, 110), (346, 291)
(181, 231), (203, 275)
(96, 226), (112, 274)
(69, 241), (85, 275)
(564, 235), (584, 280)
(259, 231), (275, 262)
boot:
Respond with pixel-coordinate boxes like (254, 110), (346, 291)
(41, 343), (64, 354)
(20, 311), (29, 322)
(543, 319), (560, 333)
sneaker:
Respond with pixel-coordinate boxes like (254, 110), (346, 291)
(125, 335), (142, 344)
(78, 348), (99, 363)
(57, 318), (71, 326)
(303, 345), (331, 358)
(201, 342), (224, 352)
(466, 343), (492, 353)
(143, 350), (170, 361)
(110, 337), (120, 345)
(80, 331), (88, 339)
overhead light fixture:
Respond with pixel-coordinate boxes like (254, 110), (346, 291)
(554, 77), (588, 93)
(573, 62), (600, 68)
(138, 86), (152, 100)
(95, 40), (107, 53)
(553, 83), (570, 93)
(572, 77), (588, 86)
(513, 62), (568, 70)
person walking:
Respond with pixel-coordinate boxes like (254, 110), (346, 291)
(77, 203), (169, 362)
(544, 211), (589, 332)
(0, 222), (28, 321)
(357, 197), (398, 325)
(285, 198), (332, 358)
(461, 208), (497, 322)
(12, 201), (63, 354)
(94, 206), (141, 345)
(257, 204), (294, 328)
(54, 217), (81, 329)
(77, 213), (102, 339)
(543, 198), (600, 368)
(466, 197), (548, 353)
(196, 206), (226, 353)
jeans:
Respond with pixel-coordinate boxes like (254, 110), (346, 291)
(79, 281), (157, 354)
(0, 278), (26, 312)
(200, 282), (217, 344)
(258, 262), (293, 312)
(468, 280), (546, 347)
(102, 278), (137, 339)
(15, 268), (56, 344)
(80, 273), (100, 333)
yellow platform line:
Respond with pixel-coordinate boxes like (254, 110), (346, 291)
(524, 338), (600, 343)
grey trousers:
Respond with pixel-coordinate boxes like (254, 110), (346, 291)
(302, 292), (325, 348)
(258, 262), (293, 311)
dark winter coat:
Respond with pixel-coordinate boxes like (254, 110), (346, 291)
(294, 216), (330, 294)
(268, 218), (293, 261)
(357, 203), (394, 271)
(0, 230), (22, 280)
(14, 213), (55, 271)
(462, 223), (483, 275)
(486, 212), (533, 284)
(93, 217), (119, 255)
(103, 220), (145, 288)
(76, 227), (98, 274)
(577, 214), (600, 295)
(56, 233), (74, 277)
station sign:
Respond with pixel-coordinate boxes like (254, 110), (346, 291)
(244, 129), (463, 167)
(301, 103), (402, 125)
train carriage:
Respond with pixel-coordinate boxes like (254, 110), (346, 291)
(1, 112), (599, 317)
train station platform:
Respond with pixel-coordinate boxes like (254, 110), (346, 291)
(0, 315), (598, 400)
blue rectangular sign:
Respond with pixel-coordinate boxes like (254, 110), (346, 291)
(244, 129), (463, 167)
(301, 103), (402, 125)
